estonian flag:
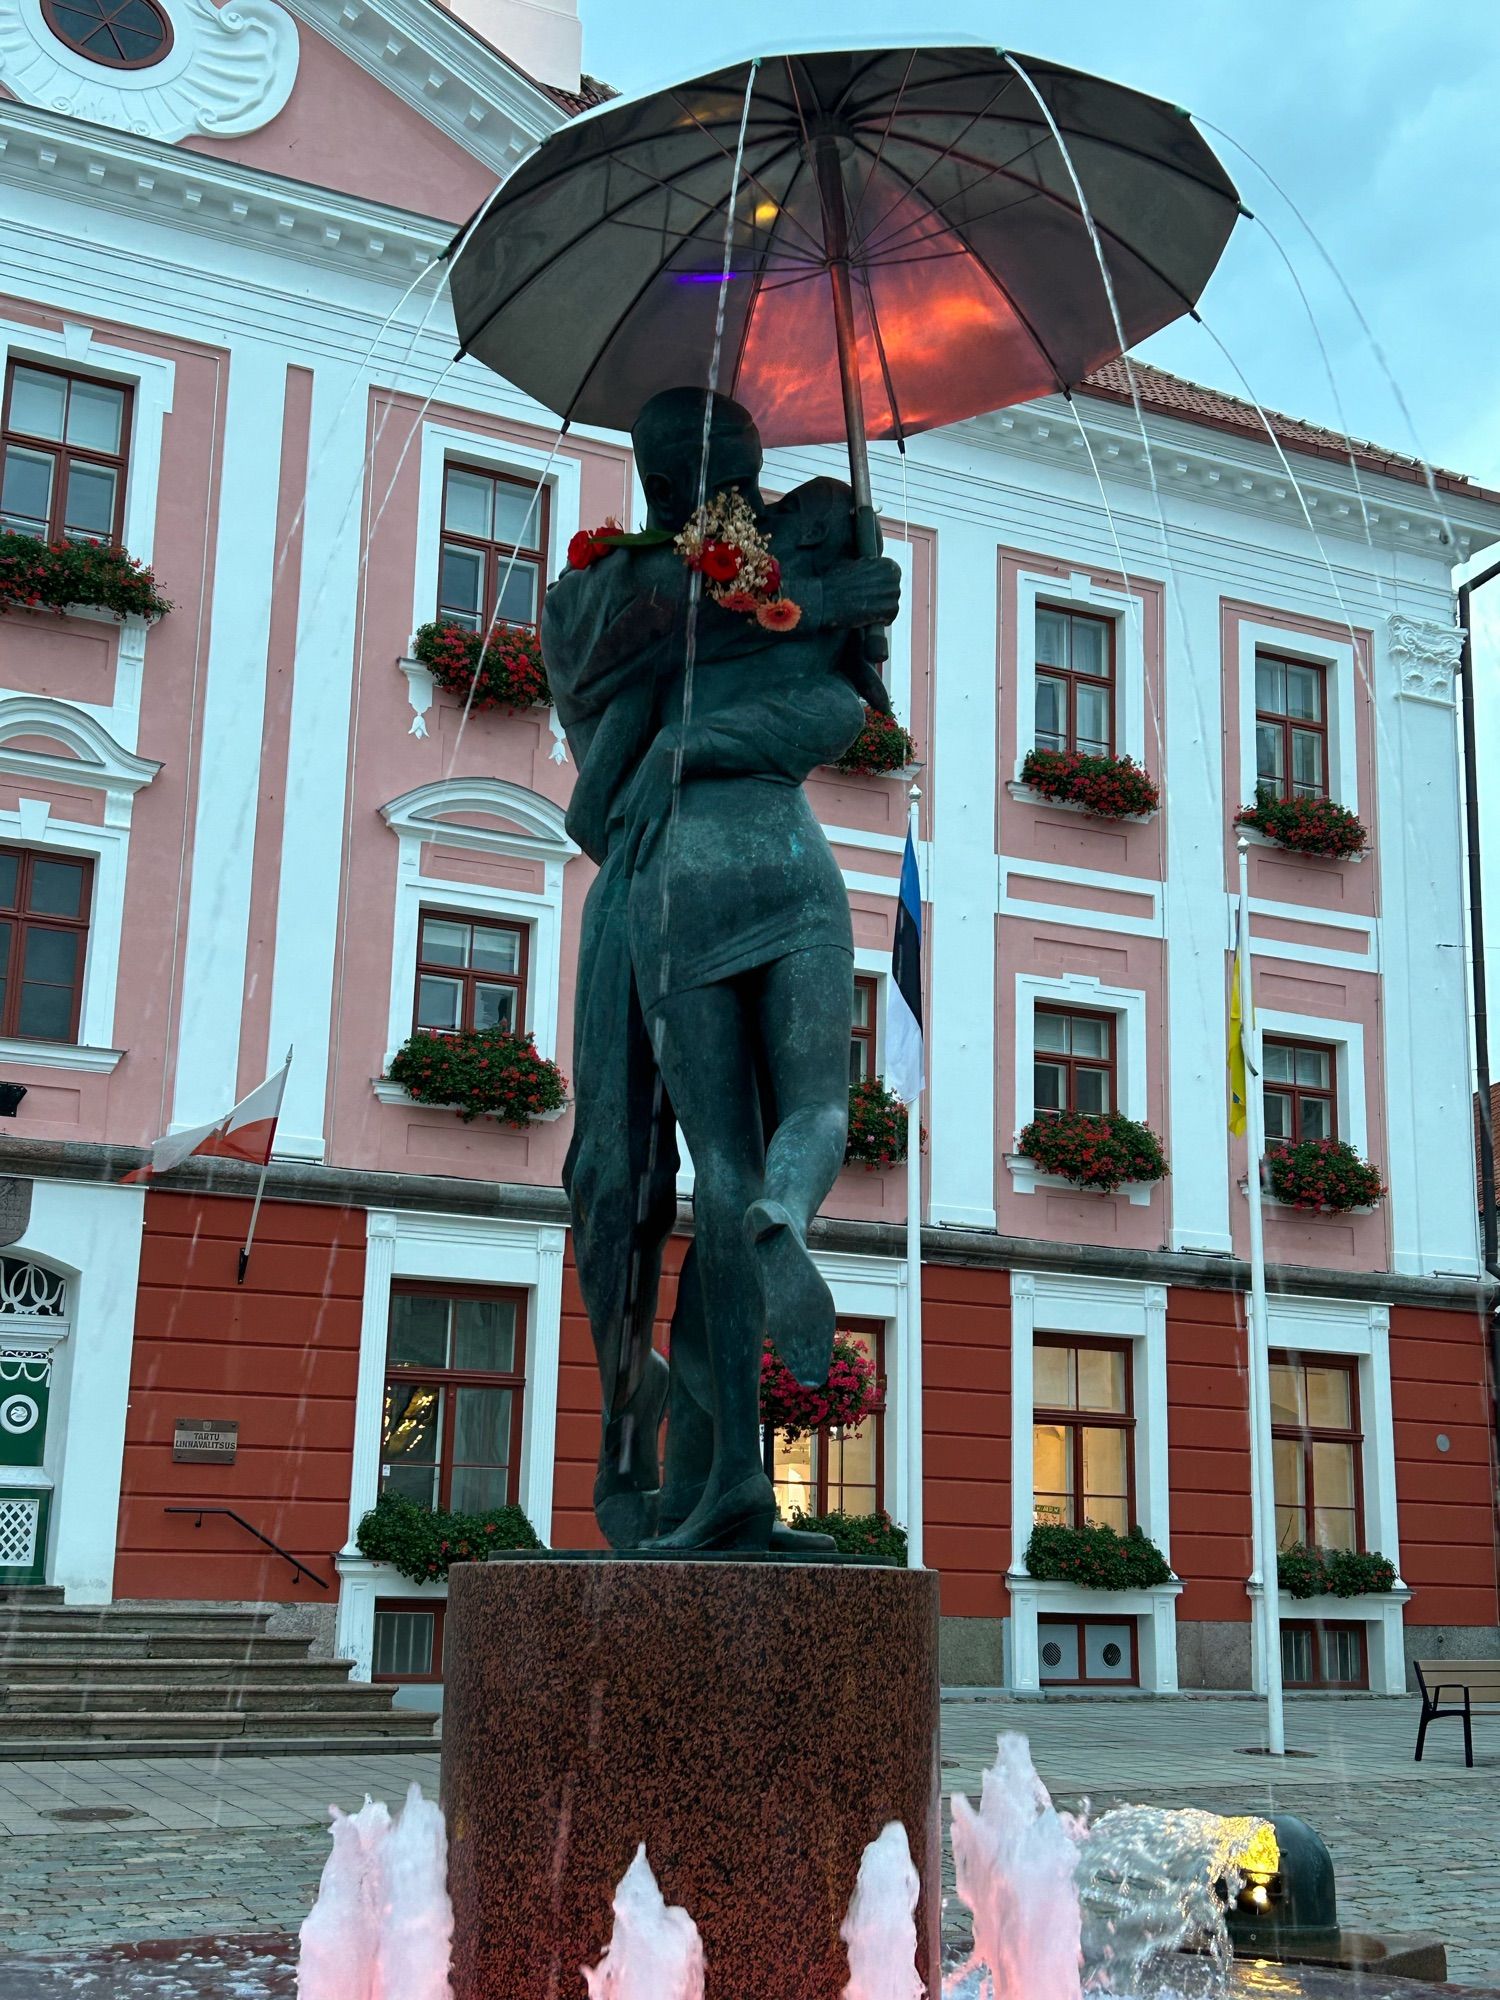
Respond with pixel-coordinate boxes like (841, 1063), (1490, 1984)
(888, 829), (924, 1105)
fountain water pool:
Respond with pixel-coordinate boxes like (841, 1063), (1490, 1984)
(295, 1736), (1275, 2000)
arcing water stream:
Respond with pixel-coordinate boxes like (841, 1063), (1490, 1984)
(294, 1735), (1274, 2000)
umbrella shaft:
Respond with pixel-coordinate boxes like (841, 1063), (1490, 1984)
(812, 134), (888, 668)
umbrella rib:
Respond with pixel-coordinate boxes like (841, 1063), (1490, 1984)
(727, 147), (815, 401)
(664, 87), (828, 262)
(456, 142), (800, 363)
(856, 268), (908, 446)
(856, 128), (1208, 318)
(846, 136), (1072, 395)
(848, 73), (1023, 264)
(847, 49), (917, 237)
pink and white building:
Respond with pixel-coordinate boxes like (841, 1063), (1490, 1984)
(0, 0), (1497, 1702)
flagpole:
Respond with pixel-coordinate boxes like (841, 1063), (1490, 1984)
(904, 782), (924, 1570)
(237, 1048), (292, 1287)
(1238, 841), (1285, 1755)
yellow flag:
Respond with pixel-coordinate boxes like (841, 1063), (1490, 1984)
(1228, 927), (1249, 1136)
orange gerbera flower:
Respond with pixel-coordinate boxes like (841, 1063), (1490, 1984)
(755, 598), (802, 632)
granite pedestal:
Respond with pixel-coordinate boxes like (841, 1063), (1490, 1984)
(441, 1555), (940, 2000)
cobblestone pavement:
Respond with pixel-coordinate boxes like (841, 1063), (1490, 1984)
(1, 1699), (1495, 1983)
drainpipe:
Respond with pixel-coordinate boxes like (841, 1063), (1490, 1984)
(1456, 554), (1500, 1450)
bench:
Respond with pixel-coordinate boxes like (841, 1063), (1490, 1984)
(1413, 1658), (1500, 1766)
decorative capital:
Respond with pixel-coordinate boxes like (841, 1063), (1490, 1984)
(1387, 612), (1464, 706)
(1011, 1271), (1036, 1300)
(0, 0), (299, 143)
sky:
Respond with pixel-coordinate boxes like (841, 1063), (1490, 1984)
(577, 0), (1500, 491)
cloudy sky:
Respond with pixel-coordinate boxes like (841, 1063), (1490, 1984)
(577, 0), (1500, 492)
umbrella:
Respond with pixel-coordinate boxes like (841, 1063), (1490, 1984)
(449, 44), (1240, 655)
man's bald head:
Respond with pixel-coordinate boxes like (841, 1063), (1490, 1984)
(633, 388), (764, 531)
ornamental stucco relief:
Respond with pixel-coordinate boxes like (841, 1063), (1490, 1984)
(0, 0), (299, 143)
(1387, 611), (1464, 705)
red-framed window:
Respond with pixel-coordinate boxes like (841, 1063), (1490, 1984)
(413, 910), (528, 1038)
(1035, 606), (1114, 757)
(1033, 1006), (1115, 1118)
(1281, 1619), (1367, 1690)
(0, 847), (93, 1043)
(1255, 653), (1328, 802)
(1, 362), (132, 545)
(372, 1599), (446, 1684)
(1038, 1615), (1138, 1686)
(381, 1285), (526, 1514)
(1033, 1336), (1133, 1534)
(1263, 1037), (1337, 1145)
(40, 0), (173, 66)
(1270, 1353), (1362, 1552)
(770, 1319), (885, 1518)
(436, 464), (548, 633)
(850, 975), (878, 1084)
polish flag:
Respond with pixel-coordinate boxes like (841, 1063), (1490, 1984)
(123, 1057), (291, 1183)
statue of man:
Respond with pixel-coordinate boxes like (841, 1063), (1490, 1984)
(544, 388), (901, 1551)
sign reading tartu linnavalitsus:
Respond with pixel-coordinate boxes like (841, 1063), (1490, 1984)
(172, 1418), (238, 1464)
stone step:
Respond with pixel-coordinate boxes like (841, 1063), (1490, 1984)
(0, 1653), (359, 1684)
(0, 1586), (65, 1608)
(0, 1608), (272, 1635)
(1, 1679), (392, 1714)
(0, 1632), (315, 1662)
(0, 1706), (436, 1741)
(0, 1731), (439, 1761)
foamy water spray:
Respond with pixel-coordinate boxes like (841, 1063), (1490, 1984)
(843, 1821), (926, 2000)
(296, 1785), (452, 2000)
(582, 1845), (705, 2000)
(946, 1733), (1083, 2000)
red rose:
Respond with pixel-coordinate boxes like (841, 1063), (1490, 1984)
(568, 529), (607, 570)
(699, 541), (741, 583)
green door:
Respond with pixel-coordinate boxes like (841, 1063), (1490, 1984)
(0, 1349), (52, 1584)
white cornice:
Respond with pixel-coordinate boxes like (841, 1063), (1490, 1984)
(273, 0), (565, 176)
(967, 392), (1500, 560)
(0, 100), (449, 277)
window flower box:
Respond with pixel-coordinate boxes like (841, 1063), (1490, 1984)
(830, 704), (918, 778)
(1024, 1522), (1173, 1590)
(760, 1332), (883, 1441)
(0, 531), (170, 621)
(1277, 1542), (1397, 1601)
(1235, 788), (1367, 860)
(1264, 1138), (1385, 1213)
(1015, 1109), (1169, 1196)
(354, 1491), (539, 1584)
(845, 1075), (908, 1167)
(1018, 748), (1159, 820)
(412, 618), (550, 713)
(384, 1027), (567, 1124)
(786, 1507), (907, 1564)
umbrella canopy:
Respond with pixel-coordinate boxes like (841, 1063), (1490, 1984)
(449, 45), (1241, 449)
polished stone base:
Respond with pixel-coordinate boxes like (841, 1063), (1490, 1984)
(441, 1555), (941, 2000)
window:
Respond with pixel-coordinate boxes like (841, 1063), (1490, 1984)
(41, 0), (172, 66)
(373, 1600), (445, 1683)
(1255, 654), (1328, 801)
(850, 976), (878, 1084)
(1035, 606), (1113, 757)
(0, 847), (92, 1043)
(1034, 1007), (1114, 1118)
(1281, 1619), (1366, 1690)
(770, 1321), (884, 1518)
(1032, 1338), (1133, 1533)
(414, 910), (527, 1037)
(1263, 1038), (1336, 1144)
(1270, 1354), (1361, 1552)
(437, 465), (547, 633)
(381, 1286), (526, 1513)
(1, 364), (132, 546)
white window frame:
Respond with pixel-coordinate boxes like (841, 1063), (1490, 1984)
(1006, 1270), (1179, 1694)
(1013, 569), (1145, 779)
(0, 697), (160, 1065)
(410, 424), (582, 644)
(0, 319), (176, 748)
(1238, 619), (1359, 817)
(1010, 972), (1150, 1202)
(809, 1250), (912, 1536)
(335, 1208), (567, 1680)
(378, 779), (577, 1069)
(1249, 1295), (1407, 1696)
(1256, 1009), (1367, 1161)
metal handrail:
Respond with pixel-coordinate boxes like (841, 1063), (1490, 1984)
(164, 1507), (330, 1589)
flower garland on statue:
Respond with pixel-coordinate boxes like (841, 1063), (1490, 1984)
(567, 493), (802, 632)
